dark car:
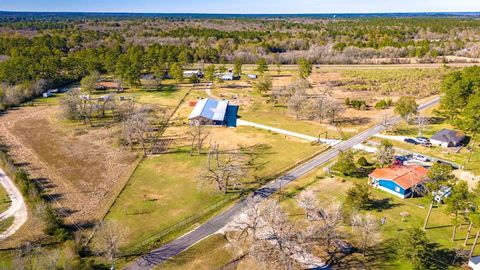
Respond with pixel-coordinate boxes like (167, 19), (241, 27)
(395, 156), (408, 162)
(404, 138), (419, 145)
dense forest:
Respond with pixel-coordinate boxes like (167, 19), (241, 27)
(1, 14), (480, 108)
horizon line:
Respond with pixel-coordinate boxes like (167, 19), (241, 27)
(1, 10), (480, 15)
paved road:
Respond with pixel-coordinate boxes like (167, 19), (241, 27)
(0, 169), (28, 240)
(124, 97), (440, 270)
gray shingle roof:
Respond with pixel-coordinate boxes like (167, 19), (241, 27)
(430, 129), (465, 144)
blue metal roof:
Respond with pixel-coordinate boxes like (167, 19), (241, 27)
(189, 98), (229, 121)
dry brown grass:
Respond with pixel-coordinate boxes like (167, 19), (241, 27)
(0, 106), (137, 243)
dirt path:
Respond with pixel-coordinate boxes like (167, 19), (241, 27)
(0, 169), (27, 240)
(205, 82), (216, 98)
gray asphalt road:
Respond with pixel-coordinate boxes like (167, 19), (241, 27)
(124, 97), (440, 270)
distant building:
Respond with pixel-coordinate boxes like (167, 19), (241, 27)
(183, 70), (204, 78)
(430, 129), (466, 148)
(188, 98), (239, 127)
(95, 82), (122, 91)
(220, 72), (235, 81)
(368, 165), (429, 199)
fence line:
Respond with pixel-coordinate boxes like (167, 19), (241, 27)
(125, 194), (240, 255)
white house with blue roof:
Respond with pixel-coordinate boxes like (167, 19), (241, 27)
(188, 98), (239, 127)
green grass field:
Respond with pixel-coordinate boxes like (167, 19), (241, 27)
(0, 217), (13, 233)
(278, 165), (477, 269)
(0, 185), (11, 214)
(154, 234), (234, 270)
(380, 105), (480, 175)
(107, 126), (325, 250)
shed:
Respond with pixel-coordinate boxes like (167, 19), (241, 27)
(430, 129), (466, 148)
(183, 70), (204, 78)
(220, 72), (235, 81)
(368, 165), (429, 198)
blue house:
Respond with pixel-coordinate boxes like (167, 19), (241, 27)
(368, 165), (429, 198)
(188, 98), (239, 127)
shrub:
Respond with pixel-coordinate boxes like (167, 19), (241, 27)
(345, 98), (367, 110)
(332, 151), (357, 176)
(345, 183), (371, 209)
(375, 98), (393, 109)
(357, 156), (369, 166)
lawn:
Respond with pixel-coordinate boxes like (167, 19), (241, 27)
(277, 161), (479, 269)
(0, 217), (13, 233)
(154, 234), (235, 270)
(107, 125), (326, 250)
(0, 184), (10, 214)
(377, 105), (480, 175)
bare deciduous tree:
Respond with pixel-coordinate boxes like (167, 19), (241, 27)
(187, 119), (212, 156)
(414, 114), (430, 136)
(226, 199), (303, 270)
(61, 88), (82, 120)
(93, 220), (127, 270)
(288, 88), (307, 119)
(378, 113), (395, 133)
(297, 190), (318, 221)
(351, 213), (381, 257)
(297, 191), (344, 254)
(200, 143), (247, 193)
(122, 111), (156, 155)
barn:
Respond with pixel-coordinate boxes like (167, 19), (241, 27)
(188, 98), (239, 127)
(368, 165), (429, 198)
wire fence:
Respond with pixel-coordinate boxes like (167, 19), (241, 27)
(124, 194), (240, 255)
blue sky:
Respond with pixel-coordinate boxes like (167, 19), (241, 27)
(0, 0), (479, 14)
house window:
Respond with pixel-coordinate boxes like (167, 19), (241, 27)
(395, 186), (401, 193)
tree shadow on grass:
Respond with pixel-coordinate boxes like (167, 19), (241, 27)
(33, 177), (57, 189)
(367, 197), (402, 212)
(327, 243), (398, 270)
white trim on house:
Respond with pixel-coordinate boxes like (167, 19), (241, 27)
(376, 185), (409, 198)
(430, 139), (449, 148)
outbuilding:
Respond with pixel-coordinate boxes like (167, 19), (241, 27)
(188, 98), (239, 127)
(220, 72), (235, 81)
(183, 70), (204, 78)
(368, 165), (429, 198)
(430, 129), (466, 148)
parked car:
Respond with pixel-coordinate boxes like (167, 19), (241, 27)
(416, 137), (430, 144)
(404, 138), (419, 145)
(433, 186), (452, 203)
(412, 154), (429, 162)
(395, 156), (408, 163)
